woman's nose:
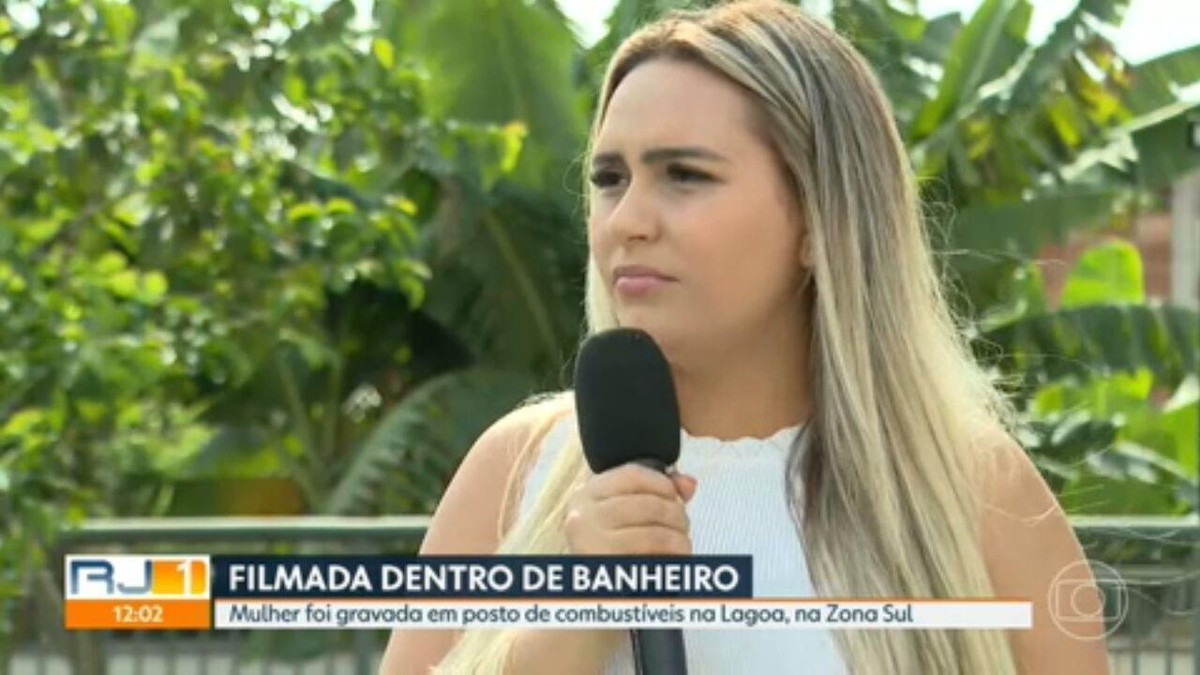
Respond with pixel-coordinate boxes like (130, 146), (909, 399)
(604, 181), (661, 242)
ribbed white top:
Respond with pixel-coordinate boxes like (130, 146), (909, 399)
(518, 415), (848, 675)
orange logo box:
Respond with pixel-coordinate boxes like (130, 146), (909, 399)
(64, 555), (211, 631)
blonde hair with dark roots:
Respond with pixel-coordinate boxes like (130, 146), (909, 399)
(437, 1), (1020, 672)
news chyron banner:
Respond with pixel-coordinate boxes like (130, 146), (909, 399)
(64, 555), (1033, 631)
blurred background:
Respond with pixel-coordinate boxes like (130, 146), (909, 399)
(0, 0), (1196, 673)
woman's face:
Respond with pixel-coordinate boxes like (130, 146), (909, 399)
(588, 58), (806, 363)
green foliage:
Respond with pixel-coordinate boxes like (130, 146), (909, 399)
(989, 240), (1198, 515)
(394, 0), (585, 190)
(830, 0), (1200, 517)
(372, 0), (591, 386)
(325, 367), (537, 516)
(1060, 240), (1144, 306)
(1026, 371), (1198, 515)
(0, 0), (525, 654)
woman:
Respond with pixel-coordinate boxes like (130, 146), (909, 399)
(382, 1), (1113, 673)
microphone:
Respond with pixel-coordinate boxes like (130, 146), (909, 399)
(574, 328), (689, 675)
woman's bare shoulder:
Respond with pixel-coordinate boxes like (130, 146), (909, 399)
(419, 392), (574, 556)
(378, 394), (574, 674)
(976, 429), (1112, 674)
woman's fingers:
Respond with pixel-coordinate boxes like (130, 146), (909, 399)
(671, 473), (698, 502)
(565, 463), (698, 557)
(594, 493), (690, 532)
(607, 525), (693, 556)
(586, 463), (680, 501)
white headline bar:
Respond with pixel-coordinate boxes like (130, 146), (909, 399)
(213, 599), (1032, 630)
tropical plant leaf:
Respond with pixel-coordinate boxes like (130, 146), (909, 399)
(909, 0), (1030, 140)
(1060, 441), (1196, 515)
(322, 367), (537, 516)
(948, 186), (1121, 259)
(942, 187), (1123, 312)
(1123, 379), (1199, 476)
(832, 0), (932, 122)
(1131, 105), (1200, 188)
(974, 260), (1048, 330)
(403, 0), (586, 188)
(420, 182), (587, 376)
(978, 304), (1199, 390)
(911, 12), (964, 65)
(1008, 0), (1129, 109)
(1023, 362), (1197, 516)
(1060, 239), (1144, 307)
(1022, 412), (1119, 466)
(1124, 44), (1200, 116)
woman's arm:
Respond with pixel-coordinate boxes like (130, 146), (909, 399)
(377, 403), (619, 675)
(981, 435), (1113, 675)
(376, 406), (530, 674)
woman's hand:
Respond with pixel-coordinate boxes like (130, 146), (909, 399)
(565, 464), (698, 555)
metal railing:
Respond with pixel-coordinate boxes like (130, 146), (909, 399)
(6, 515), (1198, 675)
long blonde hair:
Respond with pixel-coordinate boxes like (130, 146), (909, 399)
(437, 1), (1019, 672)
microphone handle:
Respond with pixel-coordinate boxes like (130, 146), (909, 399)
(628, 457), (688, 674)
(632, 628), (688, 675)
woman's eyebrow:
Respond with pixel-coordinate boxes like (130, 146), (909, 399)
(591, 146), (730, 167)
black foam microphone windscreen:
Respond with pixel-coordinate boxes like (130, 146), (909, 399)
(573, 327), (689, 675)
(574, 327), (681, 474)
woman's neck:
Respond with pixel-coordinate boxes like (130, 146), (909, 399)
(670, 317), (811, 442)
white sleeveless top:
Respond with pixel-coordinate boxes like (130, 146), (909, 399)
(517, 415), (848, 675)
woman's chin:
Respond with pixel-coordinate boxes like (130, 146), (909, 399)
(615, 315), (675, 348)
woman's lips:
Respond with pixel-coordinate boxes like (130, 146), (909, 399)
(615, 275), (674, 296)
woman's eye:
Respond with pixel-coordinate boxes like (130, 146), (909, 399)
(588, 169), (625, 189)
(667, 164), (711, 184)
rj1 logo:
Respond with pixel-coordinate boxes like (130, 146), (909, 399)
(66, 556), (209, 598)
